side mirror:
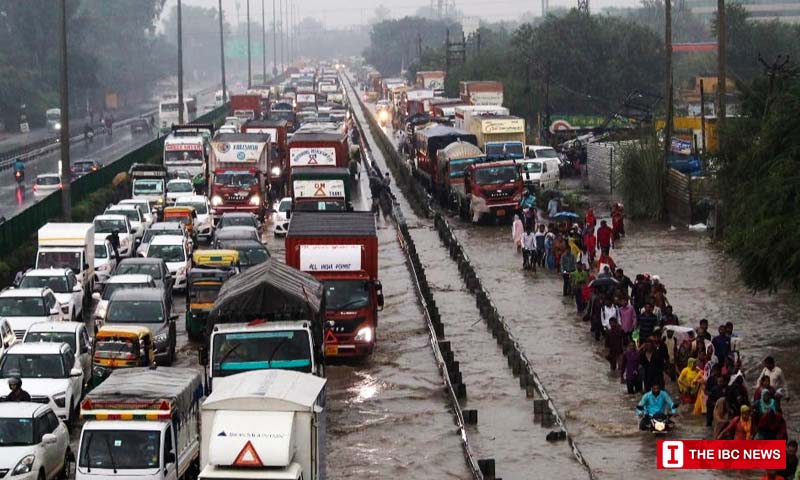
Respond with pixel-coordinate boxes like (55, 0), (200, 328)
(376, 281), (384, 310)
(164, 451), (176, 465)
(81, 346), (89, 354)
(92, 292), (101, 302)
(169, 314), (179, 321)
(41, 433), (58, 445)
(198, 346), (209, 366)
(70, 368), (82, 377)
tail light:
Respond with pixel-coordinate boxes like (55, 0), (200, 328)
(32, 184), (38, 192)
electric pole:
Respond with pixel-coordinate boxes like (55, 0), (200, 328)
(247, 0), (252, 88)
(59, 0), (71, 220)
(279, 0), (284, 71)
(262, 0), (267, 82)
(177, 0), (184, 124)
(218, 0), (228, 103)
(272, 0), (278, 76)
(664, 0), (674, 169)
(717, 0), (726, 124)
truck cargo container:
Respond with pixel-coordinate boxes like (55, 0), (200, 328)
(36, 223), (96, 297)
(290, 166), (352, 212)
(453, 105), (510, 131)
(464, 114), (526, 159)
(285, 212), (382, 359)
(414, 124), (478, 191)
(459, 80), (504, 106)
(287, 130), (349, 180)
(436, 141), (486, 207)
(415, 70), (446, 94)
(209, 132), (270, 220)
(230, 94), (262, 121)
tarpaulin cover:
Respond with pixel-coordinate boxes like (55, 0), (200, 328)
(209, 258), (323, 322)
(86, 367), (203, 419)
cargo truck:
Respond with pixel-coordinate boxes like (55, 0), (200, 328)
(130, 164), (168, 213)
(290, 166), (352, 212)
(163, 124), (211, 191)
(464, 114), (526, 159)
(209, 132), (270, 220)
(455, 160), (524, 224)
(199, 370), (326, 480)
(241, 119), (289, 198)
(414, 124), (478, 191)
(436, 141), (486, 207)
(76, 367), (204, 480)
(286, 212), (382, 359)
(459, 80), (504, 106)
(287, 130), (349, 180)
(230, 94), (263, 122)
(415, 70), (446, 95)
(36, 223), (96, 302)
(453, 105), (510, 131)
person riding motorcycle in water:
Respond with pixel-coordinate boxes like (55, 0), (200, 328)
(636, 383), (678, 431)
(13, 159), (25, 173)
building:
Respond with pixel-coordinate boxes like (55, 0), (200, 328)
(683, 0), (800, 24)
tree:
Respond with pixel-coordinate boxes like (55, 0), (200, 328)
(364, 16), (457, 76)
(372, 4), (391, 23)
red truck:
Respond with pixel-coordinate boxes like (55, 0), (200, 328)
(287, 130), (349, 179)
(230, 93), (262, 122)
(209, 132), (270, 219)
(241, 119), (289, 199)
(286, 211), (383, 358)
(456, 160), (524, 224)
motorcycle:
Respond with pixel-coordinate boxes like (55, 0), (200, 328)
(638, 410), (677, 435)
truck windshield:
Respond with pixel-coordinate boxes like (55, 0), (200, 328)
(474, 166), (519, 185)
(106, 301), (164, 324)
(20, 275), (69, 293)
(165, 150), (203, 163)
(449, 158), (482, 178)
(533, 148), (559, 158)
(323, 280), (370, 311)
(133, 180), (164, 195)
(25, 332), (76, 352)
(79, 430), (161, 470)
(212, 330), (312, 376)
(214, 171), (257, 187)
(94, 219), (126, 234)
(0, 418), (33, 446)
(167, 181), (193, 193)
(0, 297), (46, 317)
(0, 354), (66, 378)
(37, 251), (82, 272)
(485, 143), (524, 159)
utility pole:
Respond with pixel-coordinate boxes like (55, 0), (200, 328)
(177, 0), (185, 124)
(262, 0), (267, 82)
(278, 0), (284, 71)
(578, 0), (589, 14)
(59, 0), (71, 220)
(283, 0), (288, 68)
(287, 0), (292, 65)
(272, 0), (278, 76)
(247, 0), (252, 88)
(664, 0), (674, 169)
(218, 0), (228, 103)
(700, 79), (706, 154)
(417, 34), (423, 61)
(717, 0), (726, 125)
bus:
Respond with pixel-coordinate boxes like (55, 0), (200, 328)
(158, 97), (198, 133)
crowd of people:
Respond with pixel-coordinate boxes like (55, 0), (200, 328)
(512, 199), (797, 479)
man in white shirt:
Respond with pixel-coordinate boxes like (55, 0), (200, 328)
(600, 297), (619, 332)
(522, 228), (536, 271)
(756, 356), (788, 399)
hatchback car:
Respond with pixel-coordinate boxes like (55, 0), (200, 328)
(118, 198), (155, 228)
(70, 159), (102, 178)
(18, 269), (84, 322)
(214, 239), (270, 271)
(166, 179), (195, 204)
(0, 288), (62, 340)
(136, 221), (189, 257)
(23, 321), (92, 390)
(175, 195), (214, 240)
(216, 211), (261, 231)
(103, 288), (176, 365)
(32, 174), (61, 199)
(91, 274), (157, 329)
(272, 197), (292, 236)
(112, 258), (173, 301)
(0, 402), (70, 480)
(105, 205), (144, 244)
(212, 226), (261, 247)
(130, 117), (151, 136)
(143, 235), (190, 290)
(92, 214), (133, 258)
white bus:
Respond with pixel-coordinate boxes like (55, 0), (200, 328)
(158, 97), (197, 133)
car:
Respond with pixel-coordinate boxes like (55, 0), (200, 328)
(112, 257), (173, 302)
(92, 214), (134, 258)
(0, 288), (63, 340)
(70, 159), (102, 178)
(93, 239), (117, 283)
(130, 117), (151, 135)
(23, 321), (92, 392)
(0, 342), (84, 425)
(104, 204), (144, 244)
(32, 174), (61, 199)
(91, 274), (157, 330)
(18, 269), (84, 322)
(0, 402), (70, 480)
(272, 197), (292, 236)
(212, 226), (261, 247)
(166, 178), (195, 205)
(136, 221), (190, 257)
(175, 195), (214, 240)
(216, 211), (261, 231)
(143, 235), (190, 290)
(103, 288), (176, 365)
(214, 239), (270, 271)
(0, 319), (17, 359)
(118, 198), (155, 228)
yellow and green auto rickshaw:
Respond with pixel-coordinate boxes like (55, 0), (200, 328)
(90, 325), (155, 388)
(185, 249), (239, 340)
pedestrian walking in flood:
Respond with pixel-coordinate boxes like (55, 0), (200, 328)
(597, 219), (613, 255)
(522, 227), (536, 271)
(606, 317), (625, 370)
(570, 263), (589, 313)
(560, 248), (576, 296)
(621, 342), (642, 394)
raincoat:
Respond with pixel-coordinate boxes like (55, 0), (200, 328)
(512, 216), (524, 250)
(678, 358), (701, 404)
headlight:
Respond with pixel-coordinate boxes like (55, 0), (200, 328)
(12, 454), (35, 475)
(271, 166), (282, 176)
(249, 194), (261, 206)
(654, 421), (665, 432)
(354, 327), (373, 343)
(52, 392), (66, 408)
(55, 122), (62, 130)
(156, 197), (164, 204)
(211, 195), (223, 206)
(154, 332), (168, 344)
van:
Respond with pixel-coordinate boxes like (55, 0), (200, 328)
(523, 145), (561, 190)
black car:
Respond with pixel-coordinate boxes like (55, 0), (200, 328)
(71, 159), (103, 178)
(130, 118), (151, 135)
(113, 257), (174, 305)
(104, 288), (177, 365)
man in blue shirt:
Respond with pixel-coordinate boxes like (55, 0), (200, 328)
(636, 384), (677, 431)
(712, 325), (731, 363)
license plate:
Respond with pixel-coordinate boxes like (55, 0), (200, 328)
(325, 345), (339, 356)
(496, 209), (506, 216)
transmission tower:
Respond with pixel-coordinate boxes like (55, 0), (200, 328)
(577, 0), (589, 13)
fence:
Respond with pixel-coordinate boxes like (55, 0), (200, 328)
(0, 104), (229, 254)
(665, 168), (718, 224)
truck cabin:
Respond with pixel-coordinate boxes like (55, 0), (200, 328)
(485, 141), (525, 161)
(290, 166), (352, 212)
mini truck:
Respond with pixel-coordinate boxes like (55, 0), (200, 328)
(199, 370), (327, 480)
(77, 367), (204, 480)
(36, 223), (95, 300)
(285, 212), (382, 359)
(290, 166), (352, 212)
(130, 164), (168, 214)
(209, 132), (270, 220)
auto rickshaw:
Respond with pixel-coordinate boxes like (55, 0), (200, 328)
(90, 325), (155, 388)
(163, 205), (197, 241)
(186, 249), (239, 340)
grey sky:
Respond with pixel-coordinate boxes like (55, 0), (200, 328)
(165, 0), (640, 28)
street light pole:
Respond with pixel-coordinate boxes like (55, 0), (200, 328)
(272, 0), (277, 76)
(218, 0), (228, 102)
(246, 0), (252, 89)
(177, 0), (185, 124)
(278, 0), (284, 72)
(663, 0), (674, 173)
(59, 0), (71, 220)
(262, 0), (267, 83)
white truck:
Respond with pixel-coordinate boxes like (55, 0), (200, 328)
(130, 164), (168, 214)
(202, 321), (322, 392)
(163, 132), (206, 182)
(77, 367), (204, 480)
(453, 105), (510, 131)
(199, 370), (327, 480)
(36, 223), (95, 297)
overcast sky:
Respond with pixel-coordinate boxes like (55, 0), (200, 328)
(166, 0), (640, 28)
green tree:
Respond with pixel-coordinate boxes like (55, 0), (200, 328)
(364, 16), (457, 76)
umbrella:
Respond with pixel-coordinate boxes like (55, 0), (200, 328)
(551, 211), (580, 220)
(588, 276), (619, 289)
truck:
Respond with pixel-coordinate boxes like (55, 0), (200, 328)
(414, 123), (478, 192)
(199, 370), (327, 480)
(163, 125), (209, 190)
(295, 90), (316, 110)
(76, 367), (204, 480)
(241, 119), (289, 198)
(415, 70), (446, 94)
(230, 94), (263, 122)
(290, 166), (352, 212)
(455, 160), (524, 224)
(464, 114), (526, 159)
(286, 212), (383, 359)
(404, 89), (435, 117)
(130, 163), (168, 213)
(436, 141), (486, 207)
(209, 132), (270, 220)
(453, 105), (510, 131)
(287, 130), (349, 180)
(36, 223), (95, 299)
(459, 80), (504, 106)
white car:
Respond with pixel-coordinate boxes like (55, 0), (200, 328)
(143, 235), (190, 290)
(0, 288), (62, 340)
(92, 214), (133, 258)
(166, 178), (195, 204)
(93, 239), (116, 283)
(32, 174), (62, 200)
(105, 204), (144, 244)
(91, 274), (156, 329)
(272, 197), (292, 236)
(118, 198), (155, 228)
(0, 343), (83, 424)
(23, 321), (92, 392)
(18, 269), (84, 322)
(0, 403), (70, 480)
(175, 195), (214, 240)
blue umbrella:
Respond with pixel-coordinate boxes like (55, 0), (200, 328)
(551, 211), (580, 220)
